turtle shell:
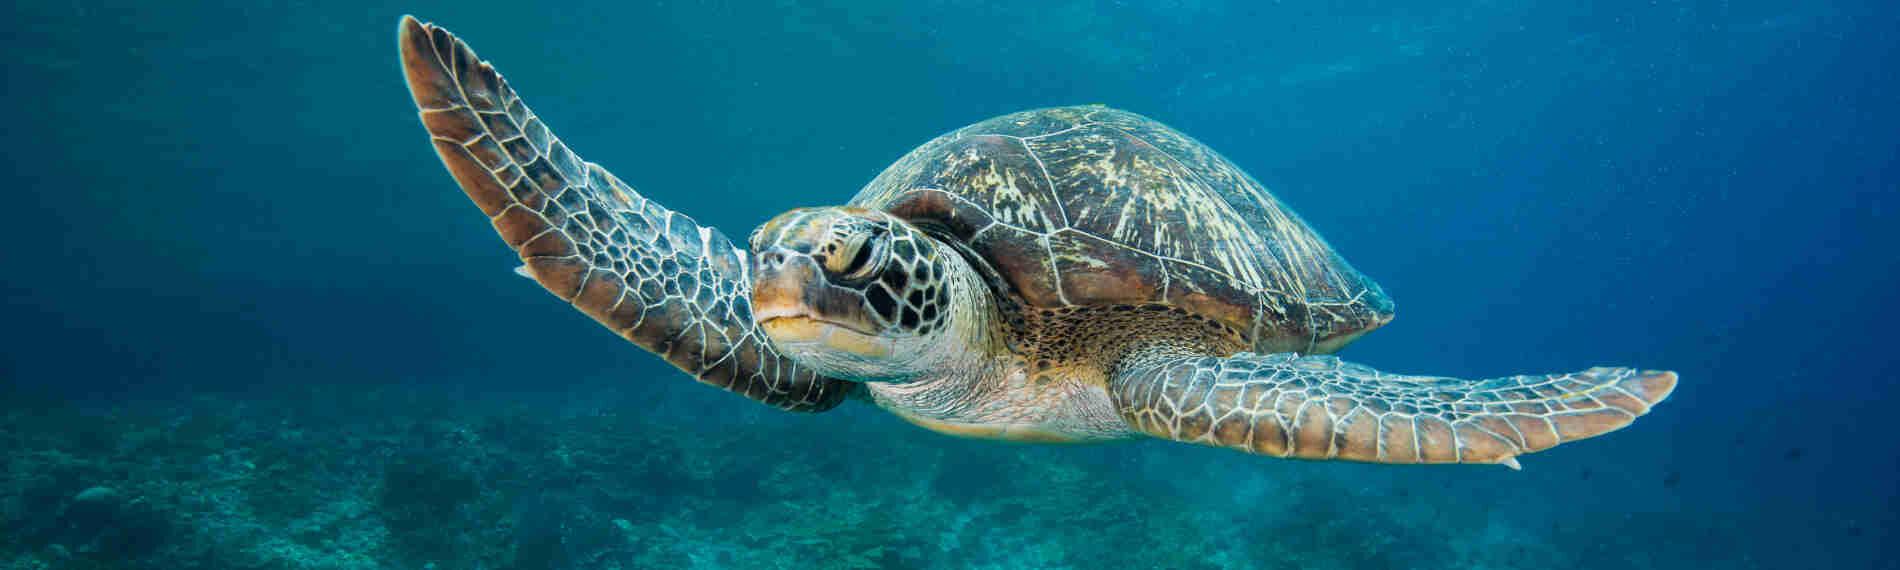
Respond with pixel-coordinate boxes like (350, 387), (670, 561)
(849, 105), (1394, 353)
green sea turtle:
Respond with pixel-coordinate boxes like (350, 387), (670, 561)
(397, 17), (1675, 468)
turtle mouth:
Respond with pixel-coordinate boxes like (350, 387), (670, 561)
(754, 307), (881, 335)
(757, 312), (893, 359)
(758, 315), (882, 337)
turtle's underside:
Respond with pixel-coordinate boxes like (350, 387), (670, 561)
(398, 16), (1675, 468)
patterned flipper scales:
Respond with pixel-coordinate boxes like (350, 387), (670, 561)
(397, 17), (849, 411)
(1112, 353), (1676, 467)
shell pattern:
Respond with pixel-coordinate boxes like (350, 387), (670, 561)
(852, 106), (1396, 354)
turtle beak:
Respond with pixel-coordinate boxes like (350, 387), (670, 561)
(751, 247), (818, 325)
(750, 247), (885, 338)
(752, 249), (895, 362)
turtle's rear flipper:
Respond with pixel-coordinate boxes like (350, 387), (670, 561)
(398, 16), (850, 411)
(1110, 352), (1676, 466)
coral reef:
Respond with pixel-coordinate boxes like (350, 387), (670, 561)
(0, 386), (1782, 569)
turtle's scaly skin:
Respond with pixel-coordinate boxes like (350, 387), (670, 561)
(1113, 352), (1676, 464)
(852, 106), (1395, 355)
(397, 17), (849, 411)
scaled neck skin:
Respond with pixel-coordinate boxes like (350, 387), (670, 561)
(860, 252), (1015, 420)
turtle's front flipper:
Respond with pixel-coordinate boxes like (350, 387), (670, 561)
(1110, 352), (1676, 467)
(397, 17), (850, 411)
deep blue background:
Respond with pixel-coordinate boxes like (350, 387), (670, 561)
(4, 1), (1896, 566)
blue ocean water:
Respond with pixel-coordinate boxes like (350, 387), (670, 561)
(2, 1), (1895, 568)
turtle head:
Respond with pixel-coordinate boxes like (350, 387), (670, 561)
(748, 207), (971, 381)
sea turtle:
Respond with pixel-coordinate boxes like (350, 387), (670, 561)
(397, 17), (1675, 468)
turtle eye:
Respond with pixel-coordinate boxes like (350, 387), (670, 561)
(827, 231), (885, 281)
